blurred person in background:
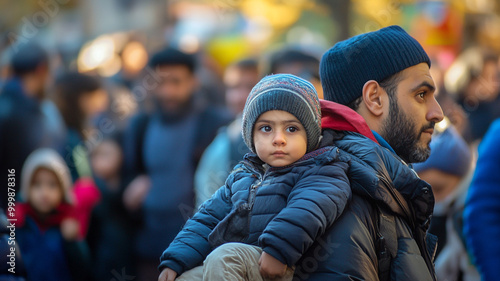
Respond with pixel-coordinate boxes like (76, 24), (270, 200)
(265, 48), (323, 99)
(54, 72), (109, 183)
(196, 51), (227, 108)
(444, 47), (500, 143)
(414, 119), (479, 281)
(15, 148), (92, 281)
(54, 72), (107, 240)
(194, 58), (259, 207)
(464, 118), (500, 281)
(0, 43), (63, 211)
(87, 134), (135, 281)
(122, 47), (231, 281)
(429, 56), (469, 136)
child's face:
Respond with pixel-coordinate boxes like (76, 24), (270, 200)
(253, 110), (307, 167)
(91, 140), (123, 180)
(29, 168), (63, 214)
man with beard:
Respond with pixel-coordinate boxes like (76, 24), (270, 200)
(0, 43), (59, 211)
(293, 26), (444, 280)
(122, 47), (231, 281)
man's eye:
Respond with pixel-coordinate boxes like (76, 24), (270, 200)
(259, 126), (272, 132)
(418, 92), (425, 99)
(286, 126), (298, 133)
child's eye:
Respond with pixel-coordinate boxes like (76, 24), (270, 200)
(286, 126), (298, 133)
(259, 126), (272, 132)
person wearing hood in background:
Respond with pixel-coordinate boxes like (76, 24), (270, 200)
(15, 148), (91, 281)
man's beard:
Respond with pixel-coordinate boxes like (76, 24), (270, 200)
(381, 98), (435, 164)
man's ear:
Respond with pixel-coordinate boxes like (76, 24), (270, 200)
(361, 80), (385, 117)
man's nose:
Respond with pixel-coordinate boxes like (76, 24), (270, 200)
(427, 97), (444, 123)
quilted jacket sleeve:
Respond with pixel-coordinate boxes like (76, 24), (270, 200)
(158, 173), (236, 275)
(259, 153), (351, 266)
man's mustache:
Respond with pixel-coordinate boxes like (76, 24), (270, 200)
(420, 122), (436, 133)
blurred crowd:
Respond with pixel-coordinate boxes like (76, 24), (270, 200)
(0, 15), (500, 281)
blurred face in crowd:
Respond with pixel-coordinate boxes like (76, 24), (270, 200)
(253, 110), (307, 167)
(80, 88), (109, 118)
(380, 63), (444, 163)
(466, 59), (500, 102)
(224, 66), (259, 115)
(154, 64), (196, 112)
(274, 63), (323, 99)
(91, 140), (123, 181)
(29, 168), (63, 215)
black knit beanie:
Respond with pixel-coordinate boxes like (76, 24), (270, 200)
(320, 25), (431, 105)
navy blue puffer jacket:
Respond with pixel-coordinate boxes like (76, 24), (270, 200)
(294, 130), (437, 281)
(159, 146), (350, 275)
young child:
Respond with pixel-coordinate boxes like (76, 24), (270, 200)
(158, 74), (351, 281)
(15, 148), (91, 281)
(87, 135), (136, 280)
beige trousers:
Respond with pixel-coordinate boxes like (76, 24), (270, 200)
(176, 243), (294, 281)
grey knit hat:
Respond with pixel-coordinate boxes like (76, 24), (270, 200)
(242, 74), (321, 154)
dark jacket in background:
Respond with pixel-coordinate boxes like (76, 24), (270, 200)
(293, 100), (437, 281)
(0, 79), (57, 210)
(159, 147), (350, 275)
(123, 102), (231, 259)
(87, 177), (135, 281)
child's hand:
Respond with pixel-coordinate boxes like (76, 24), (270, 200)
(258, 251), (287, 279)
(158, 268), (177, 281)
(61, 218), (80, 241)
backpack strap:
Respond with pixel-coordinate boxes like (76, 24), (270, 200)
(375, 204), (398, 281)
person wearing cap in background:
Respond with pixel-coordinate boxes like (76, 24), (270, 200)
(158, 74), (350, 281)
(464, 118), (500, 281)
(414, 120), (480, 281)
(293, 25), (444, 280)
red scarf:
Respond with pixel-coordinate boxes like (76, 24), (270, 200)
(15, 203), (76, 232)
